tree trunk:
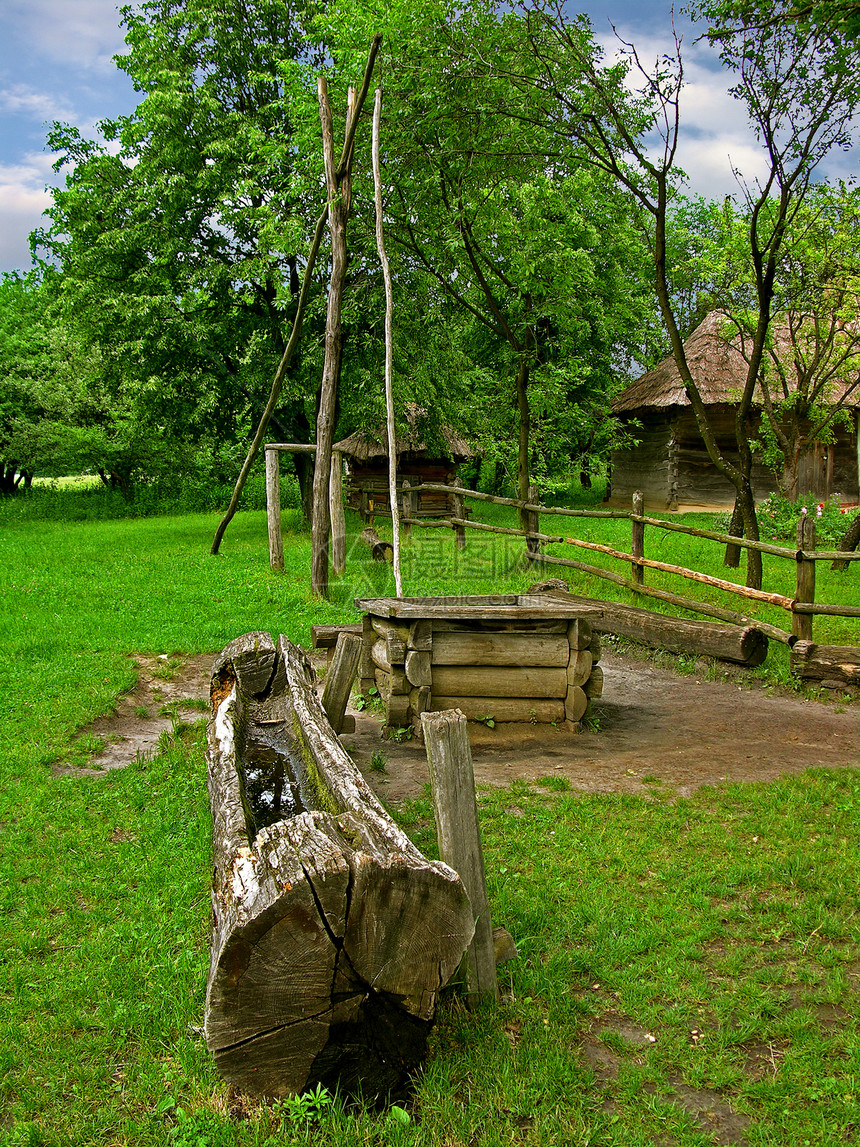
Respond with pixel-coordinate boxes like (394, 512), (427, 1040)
(723, 495), (743, 569)
(205, 632), (473, 1099)
(516, 357), (530, 534)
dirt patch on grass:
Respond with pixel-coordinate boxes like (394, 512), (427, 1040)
(60, 648), (858, 792)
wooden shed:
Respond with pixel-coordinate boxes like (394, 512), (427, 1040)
(334, 407), (474, 522)
(608, 313), (860, 511)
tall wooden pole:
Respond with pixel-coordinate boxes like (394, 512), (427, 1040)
(310, 38), (381, 598)
(373, 88), (402, 597)
(266, 447), (284, 571)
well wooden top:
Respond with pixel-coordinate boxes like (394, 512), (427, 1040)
(354, 593), (598, 621)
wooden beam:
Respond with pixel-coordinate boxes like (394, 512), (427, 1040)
(422, 709), (498, 1004)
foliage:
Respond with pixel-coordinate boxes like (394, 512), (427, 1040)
(756, 489), (856, 546)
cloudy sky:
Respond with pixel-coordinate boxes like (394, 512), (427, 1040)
(0, 0), (855, 276)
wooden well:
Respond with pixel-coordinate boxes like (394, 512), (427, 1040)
(355, 594), (604, 735)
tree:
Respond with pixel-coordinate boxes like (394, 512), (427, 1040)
(481, 0), (860, 587)
(34, 0), (327, 507)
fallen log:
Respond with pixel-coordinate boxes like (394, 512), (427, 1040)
(205, 632), (474, 1099)
(790, 641), (860, 691)
(527, 582), (768, 666)
(360, 526), (394, 562)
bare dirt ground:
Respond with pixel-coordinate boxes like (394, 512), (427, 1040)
(73, 648), (859, 798)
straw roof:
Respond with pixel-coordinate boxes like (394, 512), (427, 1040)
(613, 311), (860, 413)
(333, 405), (474, 462)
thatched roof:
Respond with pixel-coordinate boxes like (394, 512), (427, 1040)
(613, 311), (860, 413)
(333, 406), (474, 462)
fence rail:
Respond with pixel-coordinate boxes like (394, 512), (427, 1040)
(401, 483), (860, 645)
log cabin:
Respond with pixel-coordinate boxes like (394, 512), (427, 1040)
(608, 312), (860, 511)
(333, 406), (474, 523)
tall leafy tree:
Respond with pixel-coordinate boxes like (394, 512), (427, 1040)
(34, 0), (325, 506)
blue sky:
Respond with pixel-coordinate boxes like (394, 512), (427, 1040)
(0, 0), (856, 275)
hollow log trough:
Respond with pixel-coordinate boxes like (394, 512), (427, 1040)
(205, 632), (474, 1099)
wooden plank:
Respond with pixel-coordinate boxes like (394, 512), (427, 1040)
(431, 619), (569, 634)
(431, 631), (569, 667)
(431, 666), (567, 699)
(312, 623), (363, 652)
(422, 710), (498, 1004)
(430, 696), (565, 723)
(320, 632), (361, 734)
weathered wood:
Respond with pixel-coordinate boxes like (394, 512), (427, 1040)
(405, 649), (432, 687)
(329, 450), (346, 576)
(431, 631), (569, 667)
(793, 516), (817, 641)
(311, 623), (363, 655)
(790, 641), (860, 690)
(422, 710), (498, 1004)
(430, 696), (565, 723)
(566, 650), (593, 688)
(564, 686), (588, 722)
(266, 447), (284, 572)
(360, 526), (394, 563)
(205, 632), (473, 1099)
(567, 618), (593, 651)
(584, 664), (604, 698)
(407, 619), (433, 651)
(631, 490), (645, 586)
(431, 618), (570, 634)
(529, 554), (792, 646)
(431, 666), (568, 699)
(320, 632), (361, 734)
(374, 660), (408, 696)
(589, 632), (601, 663)
(534, 587), (770, 666)
(370, 621), (408, 666)
(359, 614), (375, 694)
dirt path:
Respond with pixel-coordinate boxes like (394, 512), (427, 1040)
(71, 649), (858, 799)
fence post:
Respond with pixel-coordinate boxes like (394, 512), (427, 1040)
(265, 446), (284, 571)
(401, 478), (416, 538)
(524, 482), (541, 561)
(452, 489), (467, 550)
(330, 450), (346, 576)
(631, 490), (645, 587)
(421, 709), (498, 1005)
(793, 515), (816, 641)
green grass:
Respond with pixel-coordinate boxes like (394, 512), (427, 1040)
(1, 495), (858, 1145)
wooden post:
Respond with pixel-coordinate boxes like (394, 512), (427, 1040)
(525, 483), (541, 559)
(321, 631), (362, 734)
(266, 446), (284, 571)
(452, 490), (467, 550)
(401, 479), (416, 538)
(631, 490), (645, 587)
(421, 709), (498, 1004)
(793, 515), (817, 642)
(330, 449), (346, 576)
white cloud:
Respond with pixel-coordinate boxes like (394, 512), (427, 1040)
(0, 83), (77, 125)
(4, 0), (128, 75)
(0, 155), (61, 271)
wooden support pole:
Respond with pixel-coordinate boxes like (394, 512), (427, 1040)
(452, 490), (467, 551)
(321, 631), (362, 734)
(330, 449), (346, 576)
(631, 490), (645, 587)
(793, 516), (817, 642)
(421, 710), (498, 1005)
(266, 446), (284, 571)
(525, 482), (541, 560)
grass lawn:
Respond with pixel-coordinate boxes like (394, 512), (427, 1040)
(1, 499), (858, 1146)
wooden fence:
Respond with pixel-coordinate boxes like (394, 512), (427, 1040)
(397, 482), (860, 648)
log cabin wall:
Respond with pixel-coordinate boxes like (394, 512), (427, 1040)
(611, 406), (860, 511)
(346, 457), (459, 520)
